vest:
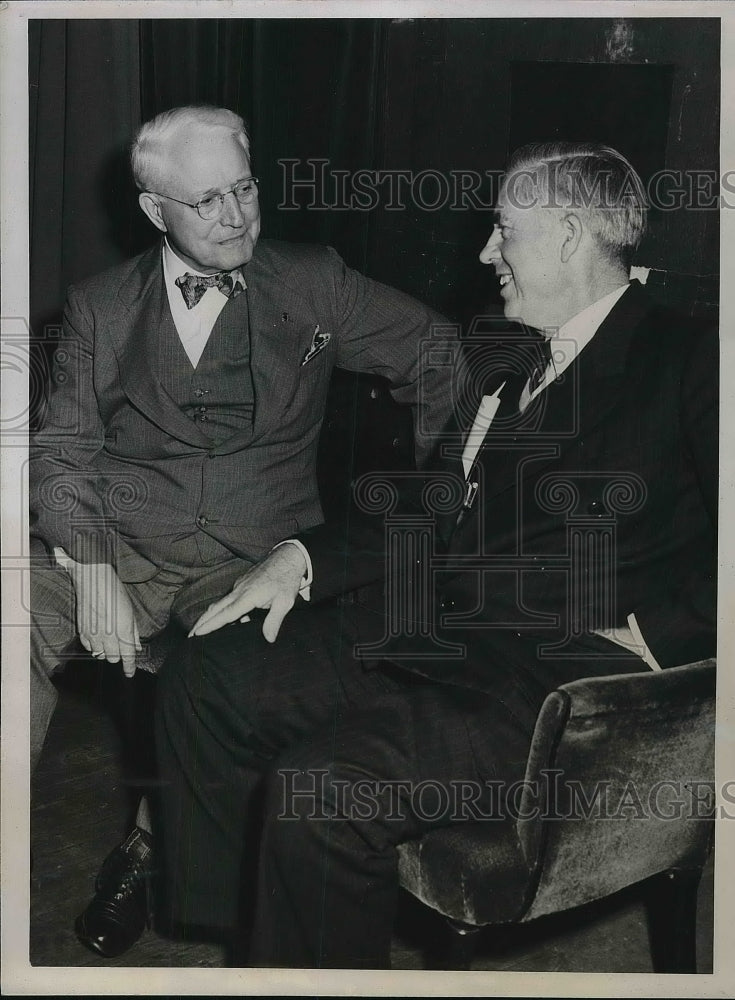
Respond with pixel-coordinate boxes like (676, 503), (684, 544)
(150, 288), (255, 566)
(158, 288), (255, 446)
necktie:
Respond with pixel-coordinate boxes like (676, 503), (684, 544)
(175, 270), (244, 310)
(528, 335), (553, 395)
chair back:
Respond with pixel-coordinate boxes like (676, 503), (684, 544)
(517, 659), (716, 921)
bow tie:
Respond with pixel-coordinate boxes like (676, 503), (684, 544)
(175, 270), (244, 310)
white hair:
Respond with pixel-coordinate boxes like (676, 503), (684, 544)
(130, 105), (250, 192)
(502, 142), (648, 268)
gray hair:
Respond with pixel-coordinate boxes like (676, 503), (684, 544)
(130, 105), (250, 192)
(502, 142), (648, 266)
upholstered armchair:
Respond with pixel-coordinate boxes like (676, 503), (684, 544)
(397, 657), (716, 972)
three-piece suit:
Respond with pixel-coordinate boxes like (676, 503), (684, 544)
(155, 280), (718, 966)
(29, 237), (454, 769)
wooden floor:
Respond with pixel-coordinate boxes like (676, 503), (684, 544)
(30, 662), (715, 973)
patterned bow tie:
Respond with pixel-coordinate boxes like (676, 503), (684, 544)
(175, 270), (244, 310)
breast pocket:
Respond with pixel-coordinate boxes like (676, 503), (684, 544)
(285, 341), (333, 413)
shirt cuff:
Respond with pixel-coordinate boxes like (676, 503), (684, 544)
(627, 612), (662, 671)
(53, 546), (77, 572)
(271, 539), (313, 602)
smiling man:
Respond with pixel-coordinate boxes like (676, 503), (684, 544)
(29, 105), (455, 958)
(155, 141), (717, 968)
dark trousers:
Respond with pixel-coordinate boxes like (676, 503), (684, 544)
(155, 599), (648, 968)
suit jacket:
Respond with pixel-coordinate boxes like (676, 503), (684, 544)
(301, 282), (718, 673)
(29, 239), (455, 581)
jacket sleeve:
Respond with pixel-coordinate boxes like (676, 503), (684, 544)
(326, 247), (458, 468)
(29, 285), (135, 569)
(633, 322), (718, 667)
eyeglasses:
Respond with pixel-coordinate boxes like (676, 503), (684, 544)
(150, 178), (259, 221)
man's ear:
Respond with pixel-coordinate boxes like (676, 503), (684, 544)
(560, 212), (583, 263)
(138, 192), (167, 234)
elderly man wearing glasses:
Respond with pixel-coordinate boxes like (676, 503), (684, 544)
(29, 104), (454, 958)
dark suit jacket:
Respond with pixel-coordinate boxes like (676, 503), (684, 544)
(300, 282), (718, 674)
(30, 239), (455, 581)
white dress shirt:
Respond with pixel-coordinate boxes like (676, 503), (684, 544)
(162, 239), (247, 368)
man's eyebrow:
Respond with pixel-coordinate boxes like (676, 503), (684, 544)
(196, 176), (253, 199)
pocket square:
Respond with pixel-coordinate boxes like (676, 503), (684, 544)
(301, 324), (331, 366)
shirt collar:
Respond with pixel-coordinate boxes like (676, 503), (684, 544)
(512, 281), (632, 418)
(553, 283), (629, 347)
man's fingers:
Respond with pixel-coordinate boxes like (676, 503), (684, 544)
(107, 631), (139, 676)
(262, 595), (294, 644)
(189, 594), (239, 635)
(121, 648), (137, 678)
(79, 634), (92, 652)
(190, 591), (258, 636)
(189, 605), (243, 636)
(104, 642), (121, 664)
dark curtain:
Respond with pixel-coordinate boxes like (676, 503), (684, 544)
(139, 19), (389, 273)
(29, 20), (143, 339)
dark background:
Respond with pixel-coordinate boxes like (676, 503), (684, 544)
(27, 16), (721, 483)
(28, 16), (720, 333)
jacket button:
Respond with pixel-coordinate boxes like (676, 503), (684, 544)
(196, 515), (209, 527)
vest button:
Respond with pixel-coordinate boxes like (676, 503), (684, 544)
(196, 515), (209, 527)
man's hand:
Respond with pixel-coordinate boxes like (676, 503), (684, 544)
(67, 561), (142, 677)
(189, 544), (308, 642)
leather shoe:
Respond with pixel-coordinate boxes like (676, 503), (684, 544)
(75, 826), (154, 958)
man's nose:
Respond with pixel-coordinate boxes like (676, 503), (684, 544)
(479, 227), (502, 264)
(219, 191), (245, 227)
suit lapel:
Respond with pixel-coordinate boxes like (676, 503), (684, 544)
(108, 243), (214, 448)
(211, 242), (326, 455)
(476, 282), (653, 503)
